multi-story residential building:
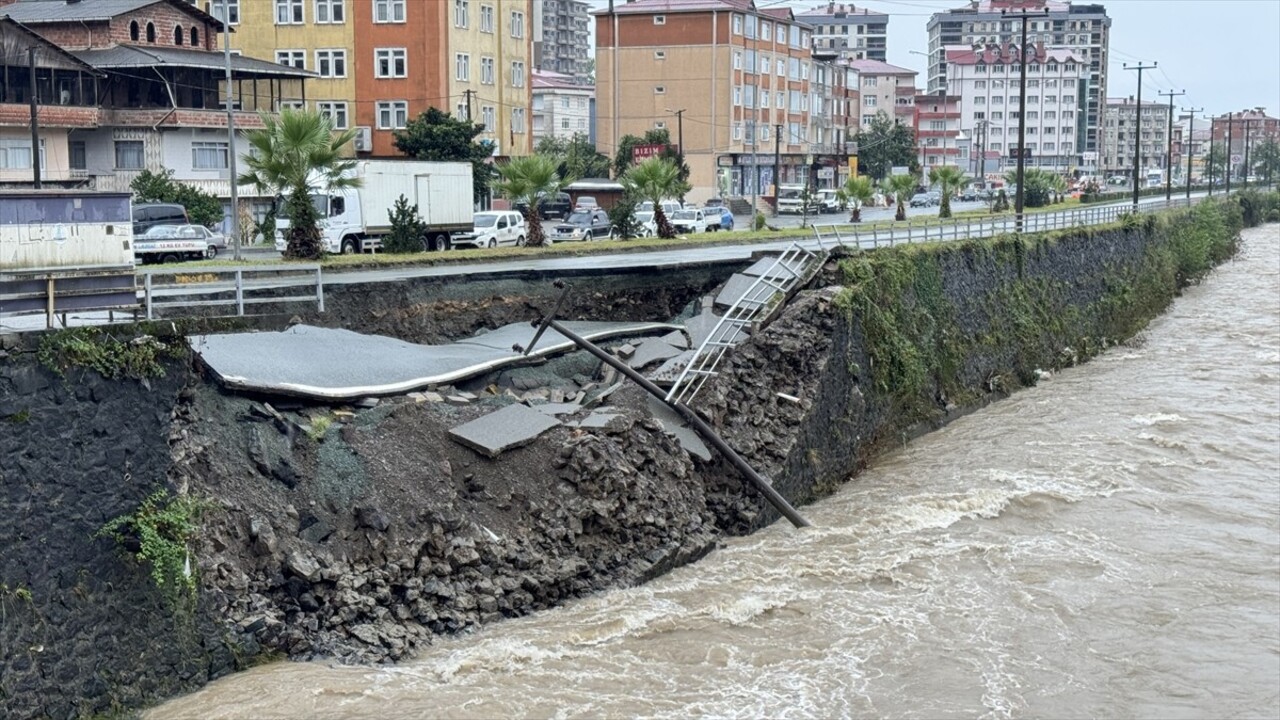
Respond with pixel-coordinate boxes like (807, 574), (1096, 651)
(845, 59), (917, 129)
(537, 0), (590, 82)
(532, 70), (593, 142)
(0, 0), (309, 228)
(946, 44), (1088, 173)
(1211, 108), (1280, 180)
(1101, 96), (1171, 177)
(595, 0), (854, 203)
(225, 0), (533, 159)
(926, 0), (1108, 165)
(796, 2), (887, 62)
(914, 94), (964, 170)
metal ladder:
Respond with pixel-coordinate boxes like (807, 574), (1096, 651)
(665, 242), (826, 406)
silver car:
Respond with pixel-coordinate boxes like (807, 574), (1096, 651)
(141, 224), (226, 256)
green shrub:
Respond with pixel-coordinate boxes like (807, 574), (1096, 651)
(95, 490), (208, 601)
(131, 169), (224, 228)
(753, 211), (767, 231)
(382, 194), (428, 253)
(608, 196), (644, 239)
(37, 328), (183, 380)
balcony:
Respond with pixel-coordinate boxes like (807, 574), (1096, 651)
(1, 103), (100, 129)
(100, 108), (268, 130)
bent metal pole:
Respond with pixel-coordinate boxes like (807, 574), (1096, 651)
(518, 286), (812, 529)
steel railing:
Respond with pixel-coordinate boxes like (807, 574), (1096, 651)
(138, 264), (324, 320)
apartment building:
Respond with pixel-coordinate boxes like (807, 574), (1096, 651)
(537, 0), (590, 83)
(914, 94), (964, 170)
(223, 0), (532, 158)
(596, 0), (855, 202)
(845, 59), (917, 129)
(1211, 109), (1280, 180)
(796, 2), (887, 62)
(946, 44), (1088, 173)
(0, 1), (309, 228)
(532, 70), (593, 142)
(926, 0), (1109, 165)
(1101, 96), (1171, 177)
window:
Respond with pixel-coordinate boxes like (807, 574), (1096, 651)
(317, 101), (349, 129)
(733, 122), (743, 140)
(0, 139), (44, 170)
(146, 21), (155, 42)
(511, 107), (526, 133)
(277, 100), (305, 112)
(974, 80), (986, 89)
(510, 10), (524, 38)
(1028, 95), (1039, 103)
(191, 27), (199, 45)
(276, 50), (305, 69)
(480, 105), (495, 131)
(654, 121), (666, 130)
(761, 125), (770, 141)
(480, 4), (493, 32)
(732, 14), (742, 35)
(733, 86), (742, 106)
(375, 48), (407, 78)
(191, 141), (229, 170)
(174, 25), (184, 45)
(1063, 95), (1075, 104)
(761, 21), (771, 38)
(733, 51), (741, 70)
(457, 102), (468, 119)
(315, 49), (347, 77)
(115, 140), (144, 170)
(511, 61), (525, 87)
(376, 101), (408, 129)
(69, 140), (86, 170)
(130, 20), (140, 40)
(654, 51), (666, 60)
(481, 56), (494, 84)
(275, 0), (303, 24)
(315, 0), (343, 22)
(654, 86), (665, 95)
(455, 53), (470, 81)
(863, 96), (876, 107)
(454, 0), (468, 28)
(374, 0), (405, 23)
(653, 15), (665, 25)
(863, 76), (877, 87)
(974, 96), (986, 105)
(211, 0), (239, 24)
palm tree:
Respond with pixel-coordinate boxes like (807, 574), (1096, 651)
(883, 174), (917, 221)
(843, 176), (875, 222)
(239, 109), (359, 260)
(492, 154), (571, 247)
(621, 157), (690, 238)
(928, 166), (970, 219)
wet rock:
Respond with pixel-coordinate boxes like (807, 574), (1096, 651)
(285, 551), (322, 582)
(354, 505), (391, 532)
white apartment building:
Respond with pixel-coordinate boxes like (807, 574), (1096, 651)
(796, 2), (888, 62)
(532, 70), (594, 142)
(1101, 97), (1172, 177)
(945, 44), (1089, 173)
(846, 59), (917, 128)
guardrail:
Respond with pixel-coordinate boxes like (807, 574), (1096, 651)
(810, 196), (1201, 250)
(139, 264), (324, 320)
(0, 264), (138, 329)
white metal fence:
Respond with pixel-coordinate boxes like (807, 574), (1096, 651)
(138, 264), (324, 320)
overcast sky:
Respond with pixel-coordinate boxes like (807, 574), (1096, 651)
(585, 0), (1280, 117)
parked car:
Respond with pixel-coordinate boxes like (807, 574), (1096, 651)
(959, 187), (981, 202)
(638, 200), (682, 217)
(814, 189), (842, 213)
(132, 203), (189, 236)
(634, 210), (658, 237)
(926, 191), (942, 206)
(515, 192), (572, 219)
(704, 197), (725, 208)
(144, 223), (225, 252)
(670, 207), (724, 234)
(452, 210), (526, 249)
(552, 209), (614, 242)
(909, 193), (934, 208)
(573, 196), (599, 212)
(134, 224), (219, 263)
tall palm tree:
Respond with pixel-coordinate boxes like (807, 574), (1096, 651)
(843, 175), (875, 222)
(883, 174), (918, 221)
(239, 109), (359, 260)
(621, 157), (690, 238)
(492, 154), (571, 247)
(928, 166), (970, 219)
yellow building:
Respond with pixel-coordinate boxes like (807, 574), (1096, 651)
(220, 0), (356, 138)
(447, 0), (534, 156)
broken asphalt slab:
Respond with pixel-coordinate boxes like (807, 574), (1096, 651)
(448, 403), (561, 458)
(715, 273), (779, 310)
(627, 337), (685, 370)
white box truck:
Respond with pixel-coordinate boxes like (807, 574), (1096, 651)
(275, 160), (473, 255)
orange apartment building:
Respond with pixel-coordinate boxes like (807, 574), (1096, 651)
(595, 0), (856, 204)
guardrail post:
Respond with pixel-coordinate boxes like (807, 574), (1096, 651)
(45, 275), (55, 329)
(315, 266), (325, 313)
(235, 269), (244, 316)
(144, 272), (153, 320)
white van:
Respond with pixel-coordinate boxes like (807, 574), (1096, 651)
(453, 210), (526, 249)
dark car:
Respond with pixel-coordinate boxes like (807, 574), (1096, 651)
(551, 209), (614, 242)
(515, 192), (572, 220)
(132, 203), (189, 236)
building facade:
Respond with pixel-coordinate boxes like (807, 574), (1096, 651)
(1211, 109), (1280, 181)
(595, 0), (855, 203)
(845, 59), (917, 129)
(914, 94), (963, 170)
(537, 0), (590, 82)
(946, 44), (1088, 174)
(796, 2), (887, 62)
(926, 0), (1108, 168)
(532, 70), (593, 142)
(1101, 96), (1172, 178)
(446, 0), (535, 156)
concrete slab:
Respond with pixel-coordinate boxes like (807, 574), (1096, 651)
(530, 402), (583, 416)
(649, 350), (696, 385)
(193, 320), (679, 401)
(683, 309), (721, 347)
(628, 338), (684, 369)
(742, 255), (806, 281)
(575, 412), (622, 429)
(646, 397), (713, 462)
(448, 404), (561, 458)
(715, 273), (778, 310)
(661, 330), (690, 349)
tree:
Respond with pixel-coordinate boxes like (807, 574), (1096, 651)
(614, 129), (689, 183)
(393, 107), (496, 202)
(928, 166), (970, 219)
(130, 169), (224, 229)
(882, 173), (917, 221)
(620, 157), (690, 238)
(1205, 142), (1227, 184)
(852, 111), (917, 181)
(535, 133), (612, 180)
(842, 176), (876, 222)
(239, 109), (359, 260)
(607, 195), (644, 240)
(1005, 168), (1055, 208)
(492, 154), (571, 247)
(1251, 139), (1280, 186)
(382, 195), (428, 253)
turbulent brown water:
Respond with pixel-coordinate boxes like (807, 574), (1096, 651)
(152, 225), (1280, 720)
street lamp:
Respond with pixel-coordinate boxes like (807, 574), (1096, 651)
(664, 107), (685, 202)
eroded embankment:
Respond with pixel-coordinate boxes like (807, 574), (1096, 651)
(1, 195), (1272, 719)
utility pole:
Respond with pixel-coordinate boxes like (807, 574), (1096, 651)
(667, 107), (686, 203)
(28, 47), (41, 189)
(221, 0), (240, 260)
(1004, 7), (1047, 232)
(1182, 107), (1202, 201)
(1159, 90), (1184, 202)
(773, 123), (782, 217)
(1225, 112), (1234, 195)
(463, 89), (475, 121)
(976, 119), (988, 188)
(1242, 116), (1253, 189)
(1123, 61), (1157, 209)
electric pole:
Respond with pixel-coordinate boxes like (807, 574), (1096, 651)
(1225, 112), (1234, 195)
(1182, 107), (1202, 201)
(220, 0), (240, 260)
(28, 47), (41, 189)
(1123, 61), (1157, 209)
(1242, 116), (1253, 189)
(976, 119), (989, 188)
(773, 124), (783, 217)
(667, 108), (686, 203)
(1004, 7), (1047, 232)
(1159, 90), (1184, 202)
(463, 89), (475, 121)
